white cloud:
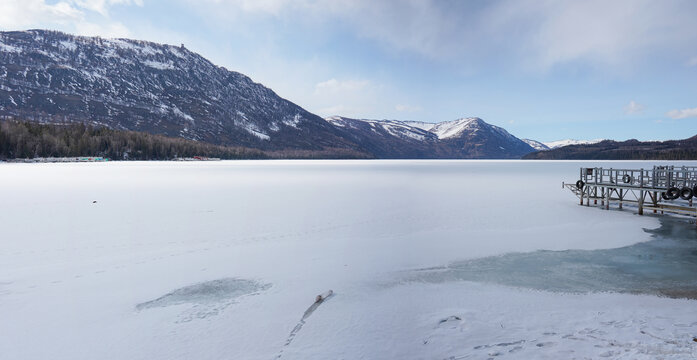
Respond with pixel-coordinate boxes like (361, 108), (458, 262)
(308, 78), (386, 118)
(624, 101), (644, 115)
(314, 78), (370, 94)
(0, 0), (141, 38)
(70, 0), (144, 16)
(666, 107), (697, 119)
(197, 0), (697, 70)
(395, 104), (421, 112)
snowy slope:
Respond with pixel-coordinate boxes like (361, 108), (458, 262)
(326, 116), (434, 142)
(0, 30), (361, 152)
(543, 138), (607, 149)
(522, 139), (550, 151)
(430, 117), (483, 139)
(326, 116), (536, 158)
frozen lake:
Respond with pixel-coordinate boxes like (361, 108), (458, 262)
(2, 160), (697, 359)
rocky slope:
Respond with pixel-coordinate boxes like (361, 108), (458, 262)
(0, 30), (364, 153)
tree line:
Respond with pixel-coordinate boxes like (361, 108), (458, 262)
(0, 120), (268, 160)
(523, 138), (697, 160)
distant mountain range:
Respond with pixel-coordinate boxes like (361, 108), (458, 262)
(523, 137), (697, 160)
(1, 30), (693, 160)
(326, 116), (535, 158)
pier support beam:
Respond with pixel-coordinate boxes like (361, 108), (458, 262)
(618, 189), (623, 209)
(653, 191), (658, 213)
(638, 190), (644, 215)
(605, 188), (610, 210)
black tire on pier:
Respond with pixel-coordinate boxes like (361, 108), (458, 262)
(666, 187), (681, 200)
(661, 192), (670, 201)
(576, 180), (585, 189)
(622, 174), (632, 184)
(679, 187), (693, 200)
(693, 185), (697, 197)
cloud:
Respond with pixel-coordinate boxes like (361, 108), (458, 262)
(314, 78), (370, 94)
(70, 0), (144, 16)
(196, 0), (697, 71)
(666, 107), (697, 119)
(0, 0), (141, 38)
(308, 78), (386, 118)
(395, 104), (421, 112)
(688, 56), (697, 67)
(624, 101), (645, 115)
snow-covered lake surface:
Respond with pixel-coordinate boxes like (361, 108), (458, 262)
(2, 160), (697, 359)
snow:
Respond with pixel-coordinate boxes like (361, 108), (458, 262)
(0, 42), (21, 53)
(403, 121), (436, 131)
(282, 114), (302, 128)
(543, 139), (607, 149)
(325, 117), (430, 141)
(143, 60), (176, 70)
(1, 160), (696, 360)
(429, 117), (482, 139)
(244, 124), (270, 140)
(59, 40), (77, 51)
(172, 106), (194, 122)
(522, 138), (550, 151)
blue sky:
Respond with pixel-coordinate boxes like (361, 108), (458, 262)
(1, 0), (696, 142)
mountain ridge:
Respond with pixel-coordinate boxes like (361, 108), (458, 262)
(0, 29), (367, 155)
(326, 116), (535, 159)
(523, 137), (697, 160)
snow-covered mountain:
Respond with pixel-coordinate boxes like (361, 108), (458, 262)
(0, 30), (363, 153)
(327, 116), (436, 142)
(542, 139), (606, 149)
(326, 116), (535, 159)
(0, 29), (537, 159)
(522, 139), (550, 151)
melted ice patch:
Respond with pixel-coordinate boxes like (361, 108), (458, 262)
(405, 217), (697, 298)
(136, 278), (271, 322)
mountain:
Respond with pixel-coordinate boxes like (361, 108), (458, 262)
(542, 139), (606, 149)
(0, 29), (536, 159)
(523, 137), (697, 160)
(326, 116), (535, 159)
(432, 117), (535, 158)
(522, 139), (549, 151)
(326, 116), (445, 158)
(0, 29), (366, 155)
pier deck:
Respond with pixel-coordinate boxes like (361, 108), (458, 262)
(566, 166), (697, 223)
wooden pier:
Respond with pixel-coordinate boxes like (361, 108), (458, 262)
(566, 166), (697, 224)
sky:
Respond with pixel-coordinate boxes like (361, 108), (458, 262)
(0, 0), (696, 142)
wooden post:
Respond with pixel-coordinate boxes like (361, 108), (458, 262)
(639, 190), (644, 215)
(586, 186), (590, 206)
(618, 189), (623, 209)
(594, 186), (597, 205)
(651, 191), (658, 214)
(605, 188), (610, 210)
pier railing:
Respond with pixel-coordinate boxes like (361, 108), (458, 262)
(578, 166), (697, 190)
(568, 166), (697, 223)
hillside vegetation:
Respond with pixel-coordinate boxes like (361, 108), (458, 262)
(0, 120), (369, 160)
(523, 137), (697, 160)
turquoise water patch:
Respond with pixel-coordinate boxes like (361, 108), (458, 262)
(408, 217), (697, 298)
